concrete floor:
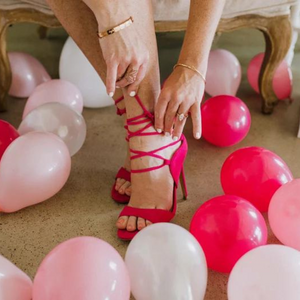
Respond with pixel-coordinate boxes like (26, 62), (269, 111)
(1, 24), (300, 299)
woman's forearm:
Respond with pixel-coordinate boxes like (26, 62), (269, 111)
(178, 0), (226, 74)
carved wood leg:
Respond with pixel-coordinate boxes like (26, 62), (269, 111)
(38, 26), (48, 39)
(0, 10), (12, 112)
(259, 16), (292, 114)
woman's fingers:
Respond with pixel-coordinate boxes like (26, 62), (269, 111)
(116, 61), (140, 89)
(172, 102), (190, 140)
(127, 62), (148, 97)
(164, 100), (180, 136)
(106, 62), (118, 97)
(190, 102), (202, 139)
(154, 93), (169, 133)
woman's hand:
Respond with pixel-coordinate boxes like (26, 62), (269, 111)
(98, 21), (149, 98)
(155, 66), (205, 140)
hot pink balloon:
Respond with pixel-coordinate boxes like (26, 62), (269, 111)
(0, 254), (32, 300)
(206, 49), (242, 96)
(201, 95), (251, 147)
(0, 132), (71, 212)
(269, 179), (300, 250)
(33, 236), (130, 300)
(190, 195), (267, 273)
(221, 146), (293, 212)
(8, 52), (51, 98)
(247, 53), (292, 100)
(0, 120), (19, 160)
(23, 79), (83, 119)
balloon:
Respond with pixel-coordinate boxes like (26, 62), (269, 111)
(0, 120), (19, 160)
(228, 245), (300, 300)
(0, 254), (32, 300)
(125, 223), (207, 300)
(23, 79), (83, 119)
(201, 95), (251, 147)
(33, 236), (130, 300)
(247, 53), (292, 100)
(190, 195), (267, 273)
(8, 52), (51, 98)
(221, 146), (293, 212)
(0, 132), (71, 212)
(269, 179), (300, 250)
(19, 102), (86, 156)
(59, 37), (114, 108)
(206, 49), (242, 96)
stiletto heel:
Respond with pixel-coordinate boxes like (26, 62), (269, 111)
(117, 95), (188, 240)
(111, 96), (131, 204)
(180, 169), (188, 200)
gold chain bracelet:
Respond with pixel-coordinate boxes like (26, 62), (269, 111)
(173, 63), (206, 84)
(97, 16), (134, 39)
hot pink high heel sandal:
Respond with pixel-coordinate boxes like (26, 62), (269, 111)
(111, 96), (131, 204)
(117, 94), (188, 241)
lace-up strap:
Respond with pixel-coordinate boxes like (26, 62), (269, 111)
(130, 139), (181, 173)
(126, 95), (182, 173)
(114, 96), (126, 116)
(126, 95), (159, 139)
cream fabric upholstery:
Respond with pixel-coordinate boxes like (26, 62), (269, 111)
(153, 0), (299, 20)
(0, 0), (299, 19)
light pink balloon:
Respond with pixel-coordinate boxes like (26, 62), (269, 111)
(8, 52), (51, 98)
(0, 132), (71, 213)
(206, 49), (242, 96)
(19, 102), (86, 156)
(228, 245), (300, 300)
(0, 255), (32, 300)
(33, 236), (130, 300)
(23, 79), (83, 119)
(247, 53), (292, 100)
(269, 179), (300, 250)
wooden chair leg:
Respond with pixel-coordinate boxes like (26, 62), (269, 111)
(259, 15), (292, 114)
(38, 26), (48, 39)
(0, 10), (12, 112)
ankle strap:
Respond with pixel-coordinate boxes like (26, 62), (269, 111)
(127, 95), (182, 173)
(114, 96), (126, 116)
(126, 95), (159, 140)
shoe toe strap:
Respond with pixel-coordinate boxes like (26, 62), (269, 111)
(119, 205), (174, 223)
(116, 167), (131, 181)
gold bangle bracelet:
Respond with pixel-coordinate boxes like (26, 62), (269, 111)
(173, 63), (206, 84)
(97, 16), (134, 39)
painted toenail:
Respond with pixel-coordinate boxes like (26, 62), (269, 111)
(165, 132), (170, 137)
(173, 136), (178, 141)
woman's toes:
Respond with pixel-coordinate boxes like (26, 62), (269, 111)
(125, 186), (132, 196)
(137, 218), (146, 230)
(146, 220), (152, 227)
(127, 216), (137, 231)
(115, 178), (126, 191)
(119, 181), (131, 195)
(116, 216), (128, 229)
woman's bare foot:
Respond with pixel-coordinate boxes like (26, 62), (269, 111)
(116, 122), (181, 231)
(115, 143), (131, 196)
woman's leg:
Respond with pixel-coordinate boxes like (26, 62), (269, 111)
(46, 0), (131, 195)
(47, 0), (180, 232)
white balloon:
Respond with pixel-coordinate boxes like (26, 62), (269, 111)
(125, 223), (207, 300)
(228, 245), (300, 300)
(59, 37), (114, 108)
(19, 102), (86, 156)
